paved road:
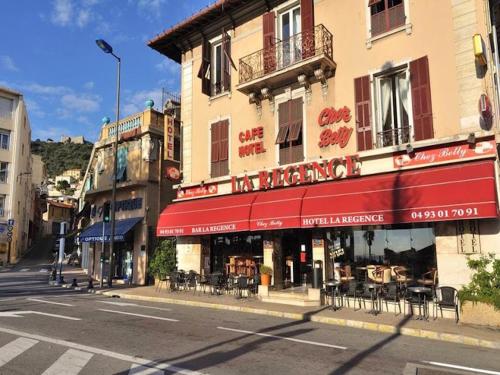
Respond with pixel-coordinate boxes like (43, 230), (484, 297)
(0, 256), (499, 374)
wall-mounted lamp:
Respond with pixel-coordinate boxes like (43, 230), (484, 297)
(314, 68), (327, 85)
(467, 132), (476, 146)
(297, 74), (310, 91)
(261, 87), (273, 101)
(406, 143), (414, 155)
(249, 92), (261, 106)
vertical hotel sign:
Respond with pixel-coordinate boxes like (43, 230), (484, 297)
(165, 115), (175, 161)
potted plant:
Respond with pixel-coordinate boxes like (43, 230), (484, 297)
(148, 239), (177, 287)
(458, 254), (500, 327)
(259, 265), (273, 286)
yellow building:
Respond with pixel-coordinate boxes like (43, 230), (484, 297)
(150, 0), (500, 302)
(62, 168), (82, 181)
(78, 102), (179, 285)
(0, 86), (33, 264)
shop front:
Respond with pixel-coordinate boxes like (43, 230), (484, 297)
(158, 144), (499, 297)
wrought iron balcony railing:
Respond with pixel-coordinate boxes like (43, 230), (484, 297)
(376, 126), (411, 148)
(239, 24), (333, 85)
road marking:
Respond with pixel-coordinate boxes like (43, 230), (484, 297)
(97, 301), (172, 311)
(0, 311), (81, 321)
(0, 337), (38, 367)
(42, 349), (93, 375)
(39, 269), (49, 273)
(217, 327), (347, 350)
(98, 309), (178, 322)
(27, 298), (74, 307)
(0, 280), (42, 287)
(129, 364), (164, 375)
(0, 326), (203, 375)
(19, 268), (30, 272)
(422, 361), (500, 375)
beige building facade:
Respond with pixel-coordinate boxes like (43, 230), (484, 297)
(150, 0), (500, 298)
(78, 105), (179, 285)
(0, 86), (33, 264)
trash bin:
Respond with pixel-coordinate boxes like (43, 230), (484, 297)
(312, 260), (323, 289)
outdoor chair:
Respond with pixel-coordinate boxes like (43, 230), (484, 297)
(185, 271), (197, 294)
(392, 266), (413, 287)
(196, 274), (209, 294)
(417, 268), (438, 289)
(381, 282), (401, 315)
(225, 274), (237, 295)
(155, 274), (168, 292)
(177, 271), (187, 291)
(236, 276), (249, 299)
(360, 283), (379, 312)
(249, 274), (260, 296)
(373, 267), (391, 285)
(434, 286), (459, 323)
(342, 280), (362, 310)
(209, 273), (223, 295)
(339, 265), (355, 283)
(169, 271), (180, 292)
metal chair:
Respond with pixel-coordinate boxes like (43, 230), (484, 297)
(434, 286), (459, 323)
(236, 276), (249, 299)
(381, 282), (401, 316)
(155, 274), (168, 292)
(249, 273), (260, 296)
(209, 273), (222, 295)
(224, 274), (237, 295)
(185, 271), (197, 294)
(342, 280), (362, 310)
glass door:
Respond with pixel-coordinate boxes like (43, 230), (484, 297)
(279, 5), (301, 68)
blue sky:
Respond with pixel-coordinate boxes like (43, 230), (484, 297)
(0, 0), (211, 142)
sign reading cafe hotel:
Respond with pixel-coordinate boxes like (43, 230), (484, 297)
(232, 154), (361, 193)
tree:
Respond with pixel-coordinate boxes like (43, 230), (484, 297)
(148, 240), (177, 279)
(56, 180), (70, 192)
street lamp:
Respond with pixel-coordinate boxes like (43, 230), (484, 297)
(96, 38), (121, 288)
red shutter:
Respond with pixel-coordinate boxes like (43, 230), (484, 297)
(222, 30), (235, 92)
(411, 56), (434, 141)
(211, 122), (220, 162)
(354, 76), (373, 151)
(263, 11), (276, 74)
(219, 120), (229, 161)
(301, 0), (315, 59)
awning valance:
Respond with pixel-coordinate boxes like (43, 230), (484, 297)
(301, 160), (498, 228)
(79, 217), (143, 242)
(157, 193), (258, 236)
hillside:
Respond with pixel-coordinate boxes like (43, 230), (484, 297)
(31, 140), (93, 178)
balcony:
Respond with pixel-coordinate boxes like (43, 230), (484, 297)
(376, 126), (411, 148)
(237, 24), (336, 95)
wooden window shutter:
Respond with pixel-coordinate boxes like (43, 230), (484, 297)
(276, 101), (290, 144)
(219, 120), (229, 161)
(263, 11), (276, 74)
(211, 122), (220, 163)
(354, 76), (373, 151)
(410, 56), (434, 141)
(301, 0), (315, 59)
(275, 126), (289, 144)
(288, 98), (303, 141)
(368, 0), (382, 6)
(198, 39), (211, 96)
(222, 30), (236, 92)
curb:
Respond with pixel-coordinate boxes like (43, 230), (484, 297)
(100, 290), (500, 350)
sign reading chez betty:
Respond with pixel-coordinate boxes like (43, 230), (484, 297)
(317, 106), (353, 148)
(232, 154), (361, 193)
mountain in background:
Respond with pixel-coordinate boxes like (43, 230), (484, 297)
(31, 139), (93, 178)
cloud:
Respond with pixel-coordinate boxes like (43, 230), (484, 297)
(24, 99), (46, 118)
(83, 81), (94, 90)
(123, 88), (164, 116)
(155, 59), (179, 75)
(76, 9), (91, 28)
(32, 125), (67, 141)
(21, 82), (72, 96)
(50, 0), (100, 28)
(61, 93), (101, 112)
(0, 56), (19, 72)
(51, 0), (73, 26)
(135, 0), (166, 20)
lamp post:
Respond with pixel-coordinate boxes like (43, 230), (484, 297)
(96, 39), (121, 288)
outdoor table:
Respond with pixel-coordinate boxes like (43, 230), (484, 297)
(325, 280), (342, 311)
(365, 282), (382, 315)
(407, 286), (432, 320)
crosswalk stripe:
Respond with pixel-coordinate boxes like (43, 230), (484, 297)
(129, 364), (164, 375)
(0, 337), (38, 367)
(42, 349), (93, 375)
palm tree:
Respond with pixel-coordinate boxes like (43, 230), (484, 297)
(363, 230), (375, 262)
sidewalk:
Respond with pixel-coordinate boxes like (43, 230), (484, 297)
(84, 284), (500, 350)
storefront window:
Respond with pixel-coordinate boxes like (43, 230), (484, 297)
(325, 224), (436, 281)
(210, 233), (263, 276)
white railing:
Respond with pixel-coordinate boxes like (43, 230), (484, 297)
(107, 116), (141, 138)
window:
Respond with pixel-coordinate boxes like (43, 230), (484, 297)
(198, 30), (235, 97)
(0, 162), (8, 183)
(369, 0), (405, 37)
(0, 195), (5, 216)
(374, 68), (411, 147)
(278, 5), (301, 68)
(210, 120), (229, 178)
(276, 98), (304, 165)
(115, 147), (128, 182)
(0, 130), (10, 150)
(0, 97), (13, 119)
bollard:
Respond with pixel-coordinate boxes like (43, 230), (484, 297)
(71, 278), (78, 287)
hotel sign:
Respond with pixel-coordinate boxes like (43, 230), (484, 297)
(231, 155), (361, 193)
(238, 126), (266, 157)
(165, 115), (175, 161)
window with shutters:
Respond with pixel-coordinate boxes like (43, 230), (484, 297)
(210, 120), (229, 178)
(369, 0), (406, 37)
(374, 66), (411, 148)
(276, 98), (304, 165)
(0, 162), (8, 183)
(277, 3), (302, 69)
(0, 195), (5, 217)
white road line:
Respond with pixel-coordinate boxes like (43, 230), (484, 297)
(19, 268), (30, 272)
(129, 364), (164, 375)
(97, 301), (171, 311)
(98, 309), (179, 322)
(27, 298), (74, 307)
(217, 327), (347, 350)
(0, 310), (81, 321)
(0, 326), (203, 375)
(42, 349), (93, 375)
(422, 361), (500, 375)
(0, 280), (42, 287)
(0, 337), (38, 367)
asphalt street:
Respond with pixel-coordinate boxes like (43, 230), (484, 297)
(0, 256), (499, 374)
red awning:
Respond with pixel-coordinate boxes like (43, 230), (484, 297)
(250, 186), (307, 231)
(157, 193), (258, 236)
(301, 160), (498, 228)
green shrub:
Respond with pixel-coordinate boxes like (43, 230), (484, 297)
(148, 239), (177, 279)
(458, 254), (500, 310)
(259, 265), (273, 275)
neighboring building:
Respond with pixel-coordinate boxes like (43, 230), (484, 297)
(78, 102), (179, 285)
(62, 168), (82, 180)
(61, 135), (85, 144)
(31, 154), (47, 186)
(150, 0), (500, 303)
(31, 154), (48, 243)
(0, 86), (33, 264)
(42, 199), (73, 236)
